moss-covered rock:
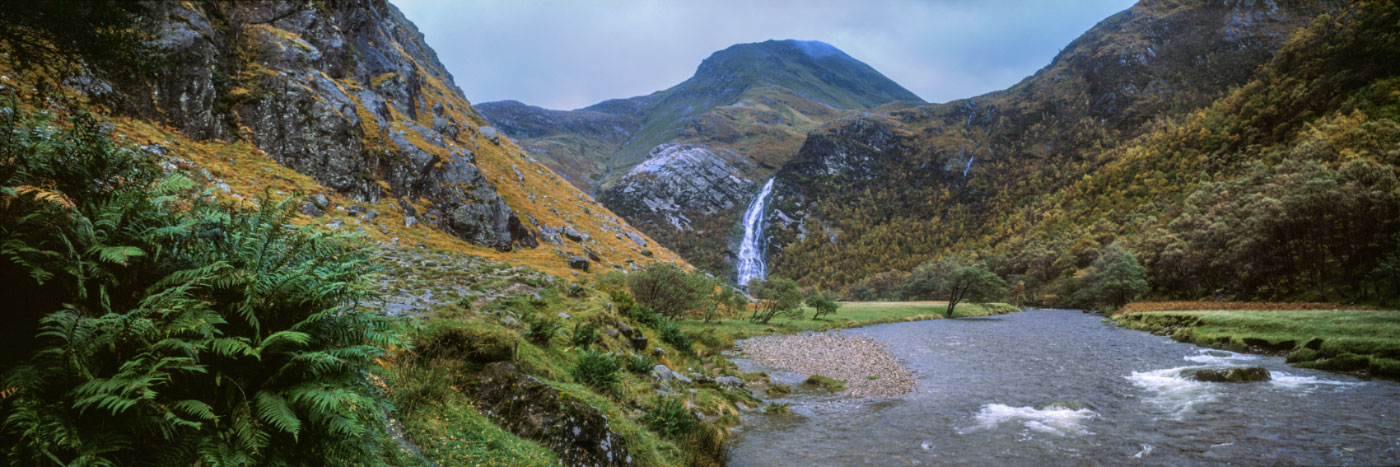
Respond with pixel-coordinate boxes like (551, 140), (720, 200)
(1186, 367), (1272, 383)
(470, 362), (632, 466)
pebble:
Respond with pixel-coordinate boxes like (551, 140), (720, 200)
(740, 332), (916, 397)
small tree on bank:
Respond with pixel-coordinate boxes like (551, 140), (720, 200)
(805, 295), (841, 320)
(750, 278), (803, 324)
(902, 260), (1007, 318)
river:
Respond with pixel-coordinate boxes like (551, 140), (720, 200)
(727, 309), (1400, 465)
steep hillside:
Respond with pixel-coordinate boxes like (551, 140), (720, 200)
(763, 0), (1336, 290)
(479, 40), (920, 273)
(975, 0), (1400, 304)
(83, 0), (683, 276)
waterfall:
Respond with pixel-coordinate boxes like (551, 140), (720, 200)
(736, 178), (775, 288)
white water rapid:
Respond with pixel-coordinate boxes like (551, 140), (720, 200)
(736, 178), (775, 287)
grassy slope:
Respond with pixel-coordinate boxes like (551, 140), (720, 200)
(374, 249), (759, 466)
(1115, 309), (1400, 379)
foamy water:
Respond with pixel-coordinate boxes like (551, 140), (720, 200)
(964, 403), (1098, 436)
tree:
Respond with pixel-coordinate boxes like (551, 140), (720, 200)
(903, 260), (1007, 318)
(750, 278), (803, 324)
(627, 263), (710, 318)
(805, 295), (841, 320)
(1076, 242), (1149, 311)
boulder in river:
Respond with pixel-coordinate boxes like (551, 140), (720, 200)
(1187, 367), (1272, 383)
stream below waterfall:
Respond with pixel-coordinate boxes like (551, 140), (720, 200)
(726, 309), (1400, 465)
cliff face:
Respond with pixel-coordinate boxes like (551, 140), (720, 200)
(764, 0), (1337, 289)
(88, 0), (682, 273)
(132, 1), (526, 250)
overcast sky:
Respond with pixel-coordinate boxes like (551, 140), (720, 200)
(395, 0), (1137, 110)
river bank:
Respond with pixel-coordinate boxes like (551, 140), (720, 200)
(1113, 307), (1400, 380)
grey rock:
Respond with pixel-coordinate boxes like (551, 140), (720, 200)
(567, 256), (590, 272)
(311, 194), (331, 209)
(557, 312), (571, 320)
(562, 226), (588, 242)
(404, 216), (418, 227)
(364, 209), (379, 221)
(713, 376), (744, 388)
(651, 364), (692, 384)
(300, 202), (324, 218)
(480, 126), (500, 143)
(604, 328), (619, 338)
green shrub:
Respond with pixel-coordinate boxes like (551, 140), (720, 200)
(526, 314), (564, 346)
(609, 289), (636, 312)
(571, 350), (622, 389)
(629, 305), (663, 329)
(627, 263), (712, 318)
(658, 322), (692, 352)
(641, 398), (697, 439)
(625, 354), (657, 374)
(572, 321), (600, 348)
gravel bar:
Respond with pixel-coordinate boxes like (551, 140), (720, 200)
(739, 332), (916, 397)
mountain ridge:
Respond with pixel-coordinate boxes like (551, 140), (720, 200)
(478, 39), (921, 273)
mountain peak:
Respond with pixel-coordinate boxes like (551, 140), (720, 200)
(684, 39), (922, 109)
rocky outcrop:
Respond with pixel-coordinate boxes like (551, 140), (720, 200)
(470, 362), (632, 466)
(601, 143), (759, 232)
(128, 1), (533, 251)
